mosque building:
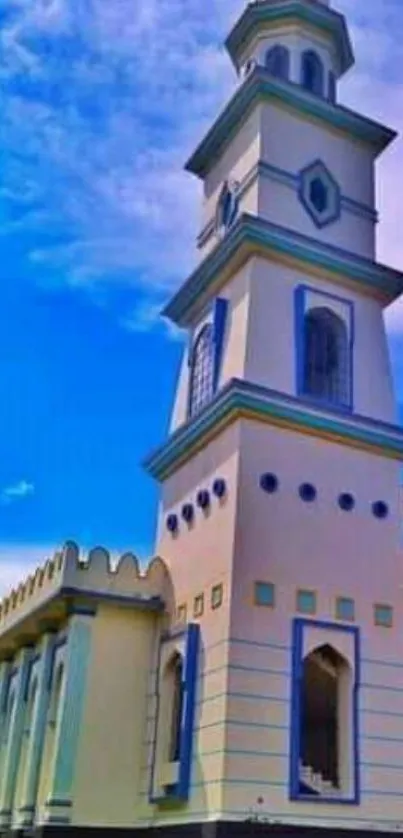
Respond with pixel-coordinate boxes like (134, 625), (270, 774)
(2, 0), (403, 836)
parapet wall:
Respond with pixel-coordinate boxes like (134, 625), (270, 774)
(0, 541), (174, 638)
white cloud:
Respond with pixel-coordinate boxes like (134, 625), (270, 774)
(1, 479), (35, 504)
(1, 0), (403, 333)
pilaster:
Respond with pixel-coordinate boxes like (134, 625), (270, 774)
(42, 612), (93, 827)
(0, 648), (32, 830)
(14, 634), (54, 830)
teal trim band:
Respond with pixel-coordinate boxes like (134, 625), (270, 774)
(144, 379), (403, 481)
(186, 68), (395, 179)
(197, 160), (378, 249)
(17, 634), (54, 825)
(225, 0), (354, 74)
(0, 649), (32, 826)
(47, 615), (92, 806)
(165, 214), (403, 327)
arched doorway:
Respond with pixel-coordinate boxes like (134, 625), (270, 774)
(299, 644), (351, 796)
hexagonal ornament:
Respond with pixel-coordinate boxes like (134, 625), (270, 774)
(298, 160), (341, 228)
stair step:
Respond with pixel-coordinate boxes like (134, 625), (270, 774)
(298, 761), (339, 796)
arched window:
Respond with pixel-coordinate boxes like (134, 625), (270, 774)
(299, 645), (351, 796)
(301, 50), (324, 96)
(167, 654), (183, 763)
(303, 307), (349, 406)
(265, 45), (290, 80)
(189, 324), (214, 418)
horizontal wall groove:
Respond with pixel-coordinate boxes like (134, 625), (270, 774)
(361, 681), (403, 694)
(200, 690), (289, 705)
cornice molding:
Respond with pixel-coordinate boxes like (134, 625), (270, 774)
(225, 0), (354, 74)
(144, 379), (403, 481)
(164, 213), (403, 327)
(185, 68), (396, 180)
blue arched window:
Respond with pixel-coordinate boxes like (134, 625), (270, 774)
(303, 307), (349, 406)
(301, 50), (324, 96)
(189, 324), (214, 418)
(265, 45), (290, 80)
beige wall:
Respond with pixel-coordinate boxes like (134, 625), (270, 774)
(71, 604), (158, 828)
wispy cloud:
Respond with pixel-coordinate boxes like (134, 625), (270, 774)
(1, 0), (403, 331)
(1, 480), (35, 504)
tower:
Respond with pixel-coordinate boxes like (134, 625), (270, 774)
(146, 0), (403, 834)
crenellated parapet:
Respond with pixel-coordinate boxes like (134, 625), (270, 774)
(0, 541), (174, 643)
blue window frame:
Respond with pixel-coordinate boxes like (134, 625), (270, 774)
(188, 298), (228, 420)
(290, 618), (360, 805)
(150, 624), (200, 804)
(301, 50), (324, 96)
(304, 308), (349, 404)
(295, 285), (354, 412)
(188, 324), (214, 418)
(266, 45), (290, 80)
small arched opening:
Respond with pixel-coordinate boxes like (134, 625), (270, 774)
(166, 653), (183, 763)
(299, 644), (351, 795)
(189, 324), (214, 418)
(303, 306), (350, 407)
(301, 50), (324, 96)
(265, 45), (290, 80)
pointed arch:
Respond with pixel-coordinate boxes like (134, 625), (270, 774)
(303, 306), (350, 406)
(165, 653), (183, 763)
(265, 44), (290, 80)
(189, 324), (214, 418)
(301, 50), (324, 96)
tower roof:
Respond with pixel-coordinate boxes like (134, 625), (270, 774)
(225, 0), (354, 76)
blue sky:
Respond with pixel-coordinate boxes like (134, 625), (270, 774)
(1, 0), (403, 590)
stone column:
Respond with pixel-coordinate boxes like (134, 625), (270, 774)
(15, 633), (54, 830)
(0, 648), (31, 831)
(43, 612), (93, 827)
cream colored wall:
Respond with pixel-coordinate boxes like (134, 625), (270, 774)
(151, 424), (243, 824)
(261, 103), (375, 209)
(217, 416), (403, 827)
(257, 176), (375, 259)
(244, 256), (396, 424)
(71, 604), (158, 828)
(202, 107), (262, 227)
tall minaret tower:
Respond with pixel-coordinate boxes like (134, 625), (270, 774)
(146, 0), (403, 833)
